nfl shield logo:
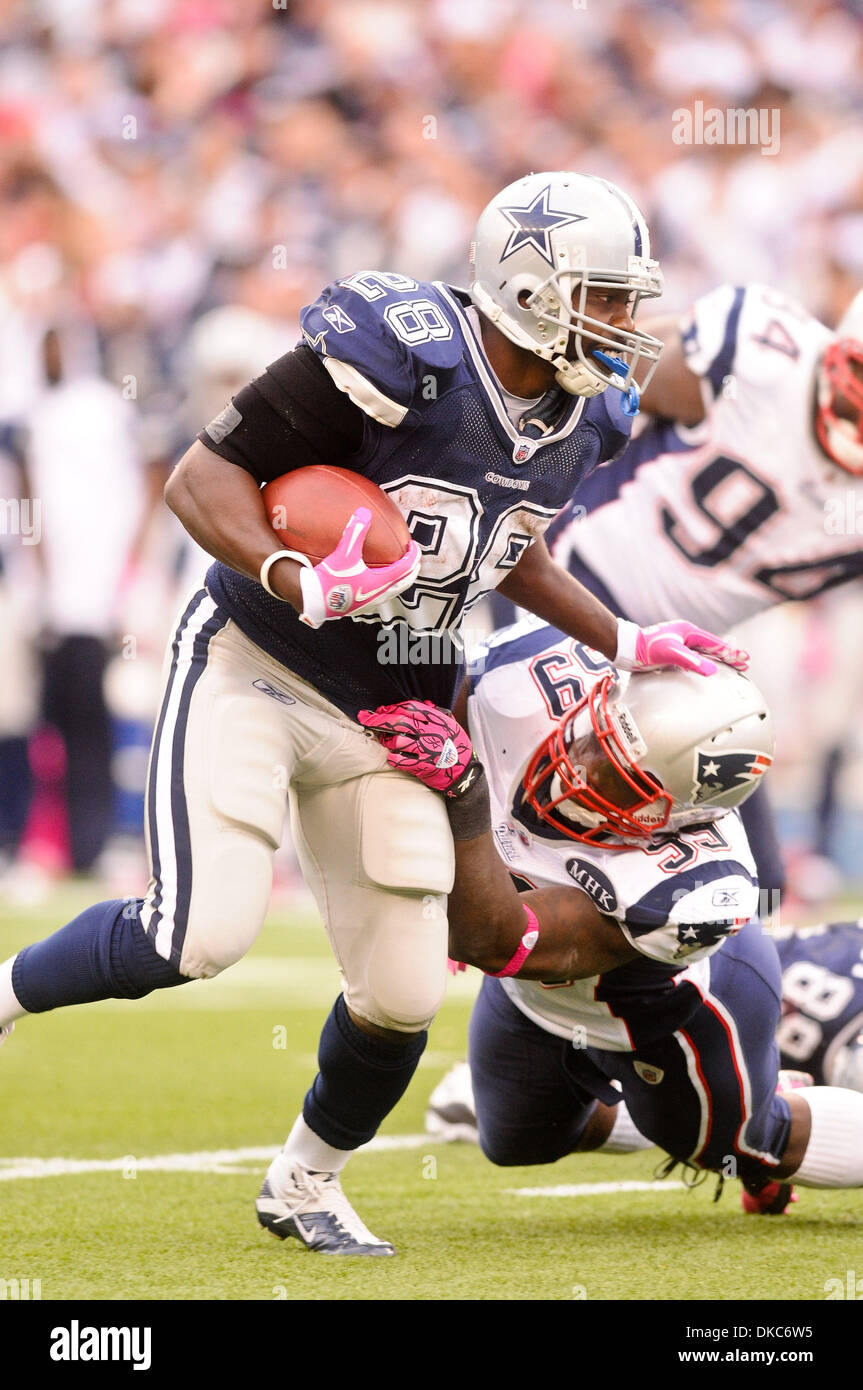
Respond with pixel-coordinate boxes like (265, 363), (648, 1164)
(512, 439), (536, 464)
(326, 584), (352, 613)
(634, 1060), (664, 1085)
(435, 737), (459, 770)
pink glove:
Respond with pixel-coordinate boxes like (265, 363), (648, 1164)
(298, 508), (421, 628)
(357, 700), (474, 793)
(615, 618), (749, 677)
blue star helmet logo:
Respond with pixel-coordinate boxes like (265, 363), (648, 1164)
(499, 186), (586, 267)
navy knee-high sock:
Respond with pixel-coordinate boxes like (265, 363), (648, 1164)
(303, 995), (427, 1150)
(12, 899), (187, 1013)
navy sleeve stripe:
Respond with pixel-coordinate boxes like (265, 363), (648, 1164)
(704, 286), (745, 398)
(471, 623), (568, 684)
(625, 857), (756, 932)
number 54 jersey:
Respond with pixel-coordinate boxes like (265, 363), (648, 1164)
(548, 283), (863, 633)
(466, 618), (760, 1052)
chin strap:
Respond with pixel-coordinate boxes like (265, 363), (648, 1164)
(553, 355), (608, 398)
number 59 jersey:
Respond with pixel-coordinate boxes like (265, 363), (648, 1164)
(466, 618), (759, 1051)
(548, 284), (863, 633)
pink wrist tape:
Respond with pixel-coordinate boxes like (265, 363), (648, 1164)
(486, 903), (540, 979)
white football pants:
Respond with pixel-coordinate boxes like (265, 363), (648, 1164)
(139, 589), (454, 1030)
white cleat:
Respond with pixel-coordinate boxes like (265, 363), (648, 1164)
(256, 1160), (395, 1256)
(425, 1061), (479, 1143)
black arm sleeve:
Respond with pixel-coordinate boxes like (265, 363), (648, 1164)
(196, 344), (367, 484)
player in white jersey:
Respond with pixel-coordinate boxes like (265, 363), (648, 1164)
(360, 620), (863, 1213)
(543, 283), (863, 902)
(548, 282), (863, 633)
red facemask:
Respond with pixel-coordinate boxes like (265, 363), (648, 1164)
(521, 675), (673, 845)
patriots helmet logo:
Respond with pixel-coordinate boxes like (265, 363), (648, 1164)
(691, 748), (772, 804)
(499, 187), (586, 267)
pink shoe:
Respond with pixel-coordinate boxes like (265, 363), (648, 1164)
(741, 1180), (797, 1215)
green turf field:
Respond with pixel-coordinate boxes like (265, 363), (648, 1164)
(2, 886), (862, 1302)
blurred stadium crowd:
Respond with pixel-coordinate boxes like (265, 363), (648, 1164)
(0, 0), (862, 899)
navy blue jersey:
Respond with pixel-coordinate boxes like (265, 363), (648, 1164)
(774, 921), (863, 1084)
(204, 275), (633, 716)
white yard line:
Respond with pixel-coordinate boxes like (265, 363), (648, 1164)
(0, 1134), (431, 1181)
(0, 1140), (682, 1195)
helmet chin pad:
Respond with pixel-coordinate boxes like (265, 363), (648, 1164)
(553, 355), (608, 397)
(549, 772), (606, 829)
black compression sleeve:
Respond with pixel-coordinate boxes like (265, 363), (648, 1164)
(196, 345), (367, 484)
(445, 764), (492, 841)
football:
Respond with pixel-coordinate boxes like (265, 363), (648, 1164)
(262, 465), (411, 566)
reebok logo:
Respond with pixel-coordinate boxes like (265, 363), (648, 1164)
(252, 679), (296, 706)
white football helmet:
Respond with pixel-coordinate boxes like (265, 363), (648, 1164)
(829, 1031), (863, 1092)
(523, 662), (774, 845)
(470, 171), (664, 400)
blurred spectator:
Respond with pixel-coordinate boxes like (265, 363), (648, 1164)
(26, 326), (145, 871)
(0, 0), (861, 889)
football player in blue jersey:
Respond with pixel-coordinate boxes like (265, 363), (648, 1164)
(363, 634), (863, 1217)
(775, 921), (863, 1092)
(0, 172), (746, 1257)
